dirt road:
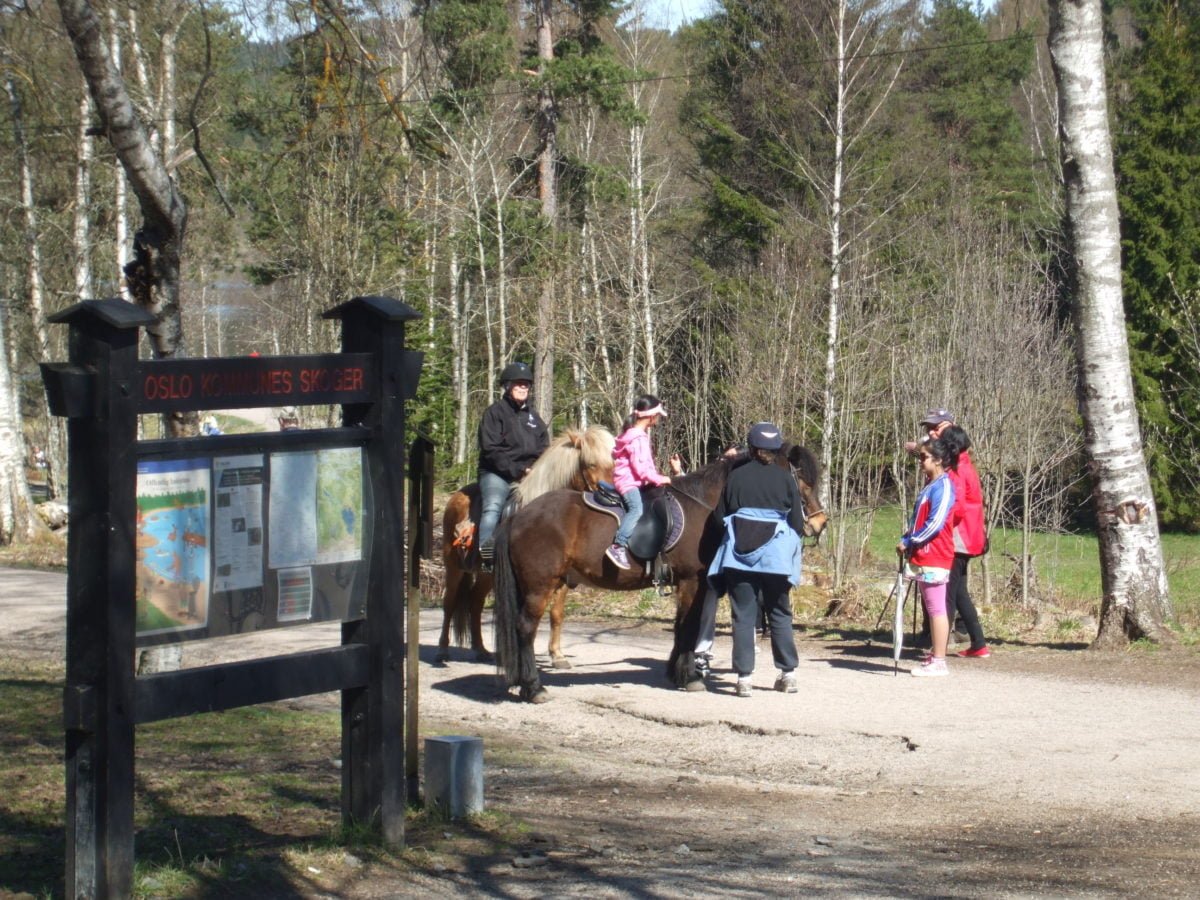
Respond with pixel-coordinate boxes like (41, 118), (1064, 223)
(6, 567), (1199, 897)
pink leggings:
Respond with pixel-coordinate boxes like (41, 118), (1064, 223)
(919, 581), (948, 618)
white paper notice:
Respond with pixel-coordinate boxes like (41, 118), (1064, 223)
(212, 454), (265, 593)
(269, 451), (319, 568)
(276, 567), (314, 622)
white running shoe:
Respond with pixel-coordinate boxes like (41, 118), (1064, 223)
(911, 656), (949, 677)
(774, 672), (798, 693)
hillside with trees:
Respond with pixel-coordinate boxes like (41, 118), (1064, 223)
(1, 0), (1194, 641)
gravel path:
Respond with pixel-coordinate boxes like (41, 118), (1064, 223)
(6, 567), (1199, 897)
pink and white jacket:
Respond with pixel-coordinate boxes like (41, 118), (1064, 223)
(612, 428), (670, 494)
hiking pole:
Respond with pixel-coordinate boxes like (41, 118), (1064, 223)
(890, 561), (906, 676)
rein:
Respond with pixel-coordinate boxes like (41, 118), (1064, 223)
(668, 482), (715, 512)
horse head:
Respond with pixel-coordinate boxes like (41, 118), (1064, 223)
(784, 443), (828, 540)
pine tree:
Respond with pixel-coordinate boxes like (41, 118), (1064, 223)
(1112, 0), (1200, 526)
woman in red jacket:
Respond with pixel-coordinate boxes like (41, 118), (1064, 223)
(941, 425), (990, 658)
(898, 437), (959, 677)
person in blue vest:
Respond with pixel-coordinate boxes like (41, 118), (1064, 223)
(477, 361), (549, 568)
(707, 422), (805, 698)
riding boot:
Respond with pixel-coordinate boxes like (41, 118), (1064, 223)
(479, 538), (494, 573)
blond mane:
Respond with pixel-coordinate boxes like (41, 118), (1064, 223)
(516, 425), (615, 504)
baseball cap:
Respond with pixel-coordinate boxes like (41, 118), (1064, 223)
(919, 408), (955, 427)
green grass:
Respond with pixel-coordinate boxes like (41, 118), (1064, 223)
(0, 661), (537, 899)
(850, 504), (1200, 627)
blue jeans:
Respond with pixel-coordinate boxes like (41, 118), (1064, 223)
(478, 470), (510, 545)
(613, 488), (643, 547)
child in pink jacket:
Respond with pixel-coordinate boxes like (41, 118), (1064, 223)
(607, 395), (679, 570)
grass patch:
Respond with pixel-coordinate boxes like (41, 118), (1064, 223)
(0, 663), (533, 899)
(849, 504), (1200, 628)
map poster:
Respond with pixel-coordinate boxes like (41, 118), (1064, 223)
(135, 458), (211, 637)
(277, 567), (314, 622)
(268, 451), (318, 568)
(212, 454), (265, 593)
(315, 447), (364, 564)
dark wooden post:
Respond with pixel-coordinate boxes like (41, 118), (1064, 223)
(42, 299), (156, 900)
(406, 437), (435, 800)
(326, 296), (422, 847)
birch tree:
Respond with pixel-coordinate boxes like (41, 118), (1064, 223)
(0, 300), (40, 545)
(57, 0), (190, 403)
(1048, 0), (1173, 645)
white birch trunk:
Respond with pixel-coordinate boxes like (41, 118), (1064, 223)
(820, 0), (848, 507)
(533, 0), (557, 424)
(5, 74), (48, 351)
(58, 0), (189, 370)
(109, 7), (130, 294)
(0, 303), (39, 544)
(74, 81), (94, 299)
(1048, 0), (1172, 644)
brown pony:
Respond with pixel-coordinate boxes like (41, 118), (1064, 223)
(492, 444), (827, 702)
(436, 425), (615, 664)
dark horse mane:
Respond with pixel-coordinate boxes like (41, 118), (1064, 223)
(671, 455), (736, 503)
(672, 441), (820, 504)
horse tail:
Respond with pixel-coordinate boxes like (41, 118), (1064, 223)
(449, 575), (473, 648)
(491, 520), (522, 687)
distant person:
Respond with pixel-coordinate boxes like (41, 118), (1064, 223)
(477, 362), (549, 569)
(707, 423), (804, 698)
(898, 436), (959, 677)
(908, 409), (990, 657)
(201, 415), (222, 436)
(607, 394), (678, 571)
(939, 424), (990, 658)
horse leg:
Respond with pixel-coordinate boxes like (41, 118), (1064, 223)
(517, 595), (551, 703)
(667, 578), (703, 689)
(436, 561), (466, 665)
(470, 574), (494, 663)
(547, 585), (571, 669)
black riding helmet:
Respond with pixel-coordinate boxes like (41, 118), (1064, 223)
(500, 361), (533, 385)
(747, 421), (783, 450)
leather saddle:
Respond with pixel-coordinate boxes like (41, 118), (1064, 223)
(455, 484), (521, 570)
(583, 483), (685, 562)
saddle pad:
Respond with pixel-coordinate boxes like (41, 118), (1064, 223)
(582, 491), (623, 522)
(661, 493), (685, 552)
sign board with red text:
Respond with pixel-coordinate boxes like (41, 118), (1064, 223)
(136, 353), (375, 413)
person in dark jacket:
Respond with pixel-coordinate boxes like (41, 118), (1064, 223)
(477, 361), (549, 566)
(707, 423), (805, 698)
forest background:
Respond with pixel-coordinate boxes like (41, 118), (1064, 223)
(2, 0), (1198, 609)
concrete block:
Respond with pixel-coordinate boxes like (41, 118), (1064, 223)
(425, 735), (483, 818)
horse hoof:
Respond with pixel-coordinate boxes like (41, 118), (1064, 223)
(520, 685), (550, 703)
(683, 677), (707, 692)
(474, 649), (495, 664)
(434, 650), (449, 666)
(551, 656), (572, 670)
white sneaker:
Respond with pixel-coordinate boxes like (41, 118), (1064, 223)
(774, 672), (798, 693)
(736, 676), (753, 698)
(911, 657), (949, 678)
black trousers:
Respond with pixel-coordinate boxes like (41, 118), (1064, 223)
(728, 573), (799, 676)
(946, 555), (986, 650)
